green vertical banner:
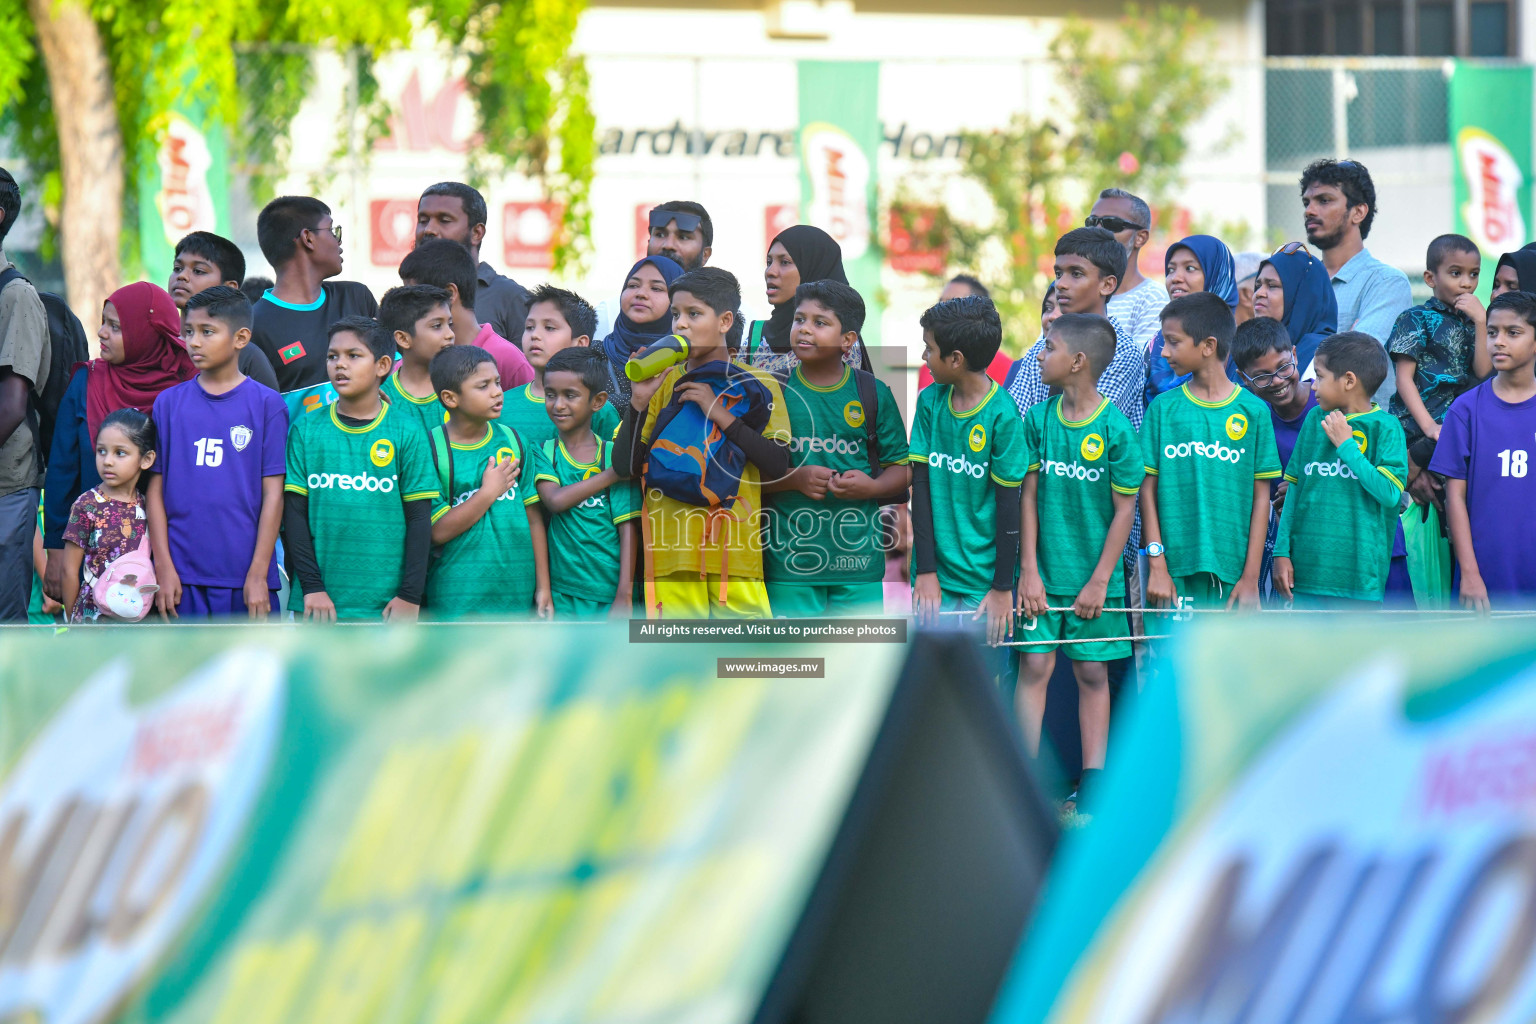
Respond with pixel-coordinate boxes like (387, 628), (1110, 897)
(797, 61), (882, 348)
(1450, 62), (1532, 300)
(137, 100), (231, 279)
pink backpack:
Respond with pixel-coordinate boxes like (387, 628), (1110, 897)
(89, 529), (159, 621)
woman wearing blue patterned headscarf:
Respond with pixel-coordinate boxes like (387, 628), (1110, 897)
(1146, 235), (1239, 402)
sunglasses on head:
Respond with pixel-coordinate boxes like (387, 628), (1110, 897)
(1274, 241), (1309, 256)
(650, 210), (702, 234)
(1085, 214), (1147, 234)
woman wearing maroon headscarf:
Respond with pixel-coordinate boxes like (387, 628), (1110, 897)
(42, 282), (194, 597)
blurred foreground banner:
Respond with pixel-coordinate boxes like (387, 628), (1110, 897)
(992, 618), (1536, 1023)
(0, 626), (1053, 1024)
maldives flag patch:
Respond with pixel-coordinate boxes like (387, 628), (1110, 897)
(278, 341), (306, 364)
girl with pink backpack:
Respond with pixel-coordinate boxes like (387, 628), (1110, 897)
(60, 409), (160, 622)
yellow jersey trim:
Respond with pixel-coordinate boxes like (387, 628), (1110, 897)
(402, 489), (440, 502)
(1054, 395), (1110, 428)
(613, 510), (642, 524)
(328, 403), (388, 434)
(947, 382), (999, 419)
(1283, 473), (1298, 483)
(449, 426), (494, 451)
(990, 473), (1023, 487)
(1379, 467), (1404, 489)
(1255, 469), (1282, 479)
(794, 365), (852, 393)
(1344, 404), (1382, 421)
(284, 483), (308, 495)
(1111, 482), (1140, 495)
(1179, 383), (1241, 409)
(430, 506), (450, 523)
(389, 371), (437, 406)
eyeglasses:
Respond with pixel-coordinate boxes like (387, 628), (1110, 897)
(305, 223), (343, 244)
(1240, 356), (1297, 389)
(650, 209), (702, 234)
(1085, 214), (1147, 234)
(1274, 241), (1309, 256)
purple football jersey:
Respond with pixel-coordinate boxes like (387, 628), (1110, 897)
(150, 377), (289, 587)
(1429, 381), (1536, 599)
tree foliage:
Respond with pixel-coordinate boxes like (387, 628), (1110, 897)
(900, 4), (1228, 354)
(3, 0), (594, 272)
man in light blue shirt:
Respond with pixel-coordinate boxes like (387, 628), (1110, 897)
(1301, 159), (1413, 403)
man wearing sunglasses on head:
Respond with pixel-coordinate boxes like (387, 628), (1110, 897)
(416, 181), (532, 349)
(1089, 188), (1169, 356)
(593, 201), (715, 341)
(250, 195), (378, 395)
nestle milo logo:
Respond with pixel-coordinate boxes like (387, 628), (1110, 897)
(0, 653), (284, 1024)
(1459, 127), (1526, 253)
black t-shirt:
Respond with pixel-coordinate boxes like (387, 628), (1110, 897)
(250, 281), (378, 393)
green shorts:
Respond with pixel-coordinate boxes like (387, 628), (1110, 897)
(1016, 593), (1131, 662)
(766, 581), (885, 618)
(553, 592), (613, 619)
(1173, 572), (1231, 612)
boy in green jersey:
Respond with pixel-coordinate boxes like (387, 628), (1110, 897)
(529, 347), (641, 619)
(764, 281), (909, 616)
(503, 284), (620, 445)
(909, 295), (1028, 674)
(282, 316), (440, 622)
(426, 345), (552, 618)
(1274, 332), (1408, 606)
(378, 284), (455, 435)
(1141, 292), (1281, 613)
(1016, 314), (1143, 777)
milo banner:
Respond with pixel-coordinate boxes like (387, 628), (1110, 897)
(990, 619), (1536, 1023)
(0, 625), (1056, 1024)
(136, 99), (231, 279)
(797, 61), (882, 348)
(1450, 62), (1533, 298)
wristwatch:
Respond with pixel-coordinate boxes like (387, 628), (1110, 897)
(1143, 542), (1166, 558)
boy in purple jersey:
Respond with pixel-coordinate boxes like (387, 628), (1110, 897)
(147, 287), (289, 618)
(1431, 290), (1536, 608)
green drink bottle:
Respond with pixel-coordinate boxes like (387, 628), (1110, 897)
(625, 334), (690, 381)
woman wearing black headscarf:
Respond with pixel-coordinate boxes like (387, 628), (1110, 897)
(1492, 243), (1536, 299)
(744, 224), (869, 376)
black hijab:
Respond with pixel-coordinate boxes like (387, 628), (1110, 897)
(1497, 244), (1536, 292)
(762, 225), (849, 352)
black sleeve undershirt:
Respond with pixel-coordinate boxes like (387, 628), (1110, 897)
(992, 482), (1022, 592)
(614, 404), (645, 478)
(911, 463), (938, 576)
(724, 418), (791, 480)
(282, 491), (324, 595)
(397, 498), (431, 605)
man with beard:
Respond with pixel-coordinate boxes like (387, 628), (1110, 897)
(1300, 159), (1412, 401)
(415, 182), (531, 347)
(594, 201), (713, 340)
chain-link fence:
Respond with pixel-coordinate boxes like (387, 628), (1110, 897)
(1265, 57), (1451, 271)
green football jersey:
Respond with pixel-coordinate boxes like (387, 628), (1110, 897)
(382, 370), (447, 437)
(1275, 405), (1407, 601)
(284, 403), (440, 620)
(426, 423), (542, 618)
(1024, 395), (1144, 595)
(497, 380), (621, 449)
(766, 366), (909, 585)
(907, 382), (1028, 598)
(529, 434), (640, 604)
(1141, 384), (1282, 583)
